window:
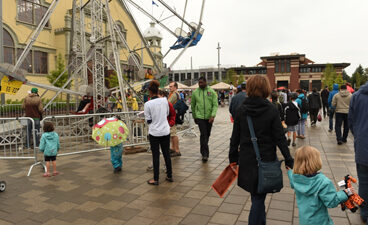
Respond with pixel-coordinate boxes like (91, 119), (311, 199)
(214, 72), (219, 80)
(34, 51), (48, 74)
(187, 73), (192, 80)
(286, 60), (291, 73)
(174, 73), (179, 81)
(207, 72), (213, 81)
(194, 72), (199, 79)
(168, 73), (173, 81)
(17, 48), (33, 73)
(180, 73), (185, 81)
(116, 22), (127, 42)
(3, 29), (15, 65)
(17, 0), (50, 27)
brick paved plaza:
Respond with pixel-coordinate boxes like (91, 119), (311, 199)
(0, 107), (365, 225)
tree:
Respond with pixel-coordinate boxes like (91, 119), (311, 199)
(352, 65), (365, 88)
(224, 69), (237, 85)
(210, 77), (219, 86)
(105, 71), (119, 88)
(342, 70), (351, 83)
(238, 75), (245, 84)
(334, 74), (345, 88)
(323, 64), (338, 90)
(47, 54), (68, 88)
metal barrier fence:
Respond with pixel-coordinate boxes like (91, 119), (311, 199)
(0, 117), (45, 176)
(41, 111), (149, 156)
(0, 102), (78, 118)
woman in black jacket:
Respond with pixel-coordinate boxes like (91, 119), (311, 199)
(229, 75), (294, 225)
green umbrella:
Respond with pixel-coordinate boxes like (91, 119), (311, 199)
(92, 117), (129, 147)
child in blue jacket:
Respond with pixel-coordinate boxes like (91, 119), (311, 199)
(287, 146), (351, 225)
(39, 122), (60, 177)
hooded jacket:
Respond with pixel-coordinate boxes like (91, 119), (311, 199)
(22, 93), (43, 119)
(308, 91), (322, 110)
(328, 84), (339, 108)
(332, 89), (352, 114)
(229, 97), (294, 194)
(288, 170), (348, 225)
(295, 93), (308, 119)
(191, 86), (218, 120)
(39, 132), (60, 156)
(321, 88), (329, 104)
(349, 81), (368, 166)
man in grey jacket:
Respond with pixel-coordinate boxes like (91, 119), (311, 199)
(332, 85), (352, 145)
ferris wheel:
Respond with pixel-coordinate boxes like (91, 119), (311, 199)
(122, 0), (206, 77)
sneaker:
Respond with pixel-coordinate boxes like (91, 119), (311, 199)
(43, 173), (51, 177)
(292, 143), (296, 147)
(52, 171), (60, 176)
(146, 165), (153, 171)
(113, 167), (122, 173)
(287, 139), (291, 146)
(342, 140), (347, 143)
(328, 129), (333, 132)
(202, 156), (208, 162)
(337, 141), (343, 145)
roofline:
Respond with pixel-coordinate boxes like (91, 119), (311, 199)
(260, 54), (305, 60)
(300, 63), (350, 68)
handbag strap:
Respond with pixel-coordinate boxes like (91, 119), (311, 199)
(247, 116), (261, 162)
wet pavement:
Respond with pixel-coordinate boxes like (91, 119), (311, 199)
(0, 107), (365, 225)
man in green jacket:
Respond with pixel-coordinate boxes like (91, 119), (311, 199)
(191, 77), (218, 162)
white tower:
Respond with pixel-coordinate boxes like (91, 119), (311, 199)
(143, 22), (163, 69)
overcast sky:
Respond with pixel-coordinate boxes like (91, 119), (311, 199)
(128, 0), (368, 75)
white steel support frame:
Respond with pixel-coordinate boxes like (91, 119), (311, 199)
(104, 0), (128, 112)
(91, 0), (106, 112)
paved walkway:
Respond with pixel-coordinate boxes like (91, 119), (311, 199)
(0, 107), (365, 225)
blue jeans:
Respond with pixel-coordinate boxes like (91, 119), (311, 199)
(249, 193), (267, 225)
(357, 163), (368, 223)
(297, 119), (306, 136)
(26, 119), (40, 148)
(329, 108), (335, 130)
(335, 113), (349, 142)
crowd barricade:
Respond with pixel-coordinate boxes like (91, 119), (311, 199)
(0, 102), (78, 118)
(176, 108), (198, 137)
(0, 117), (45, 176)
(40, 111), (149, 157)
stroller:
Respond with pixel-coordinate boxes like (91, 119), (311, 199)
(0, 180), (6, 192)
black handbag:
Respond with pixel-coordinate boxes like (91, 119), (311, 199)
(247, 116), (284, 194)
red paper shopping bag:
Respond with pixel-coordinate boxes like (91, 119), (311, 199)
(212, 163), (238, 198)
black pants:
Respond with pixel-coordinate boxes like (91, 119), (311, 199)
(149, 134), (172, 181)
(335, 113), (349, 142)
(196, 119), (213, 158)
(249, 193), (267, 225)
(322, 102), (329, 117)
(309, 108), (319, 124)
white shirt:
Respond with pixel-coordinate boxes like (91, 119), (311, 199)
(144, 97), (170, 136)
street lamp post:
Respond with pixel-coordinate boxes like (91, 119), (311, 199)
(217, 42), (221, 81)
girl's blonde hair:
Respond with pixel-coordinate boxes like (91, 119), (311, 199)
(293, 146), (322, 175)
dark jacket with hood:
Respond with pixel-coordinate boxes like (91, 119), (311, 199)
(229, 91), (247, 117)
(229, 97), (294, 194)
(284, 101), (300, 126)
(349, 81), (368, 166)
(328, 84), (339, 108)
(321, 88), (329, 104)
(308, 91), (322, 110)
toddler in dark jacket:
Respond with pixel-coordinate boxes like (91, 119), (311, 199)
(284, 93), (300, 147)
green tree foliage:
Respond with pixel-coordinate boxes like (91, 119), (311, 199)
(323, 64), (338, 90)
(238, 75), (245, 84)
(342, 70), (351, 83)
(105, 71), (119, 88)
(352, 65), (367, 88)
(47, 54), (68, 88)
(225, 69), (237, 85)
(334, 74), (345, 87)
(210, 77), (219, 86)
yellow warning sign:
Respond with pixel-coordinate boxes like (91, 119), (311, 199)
(0, 76), (23, 95)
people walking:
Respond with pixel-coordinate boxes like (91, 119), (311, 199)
(144, 80), (173, 185)
(229, 75), (294, 225)
(328, 84), (339, 132)
(348, 81), (368, 223)
(229, 82), (246, 118)
(321, 86), (330, 118)
(168, 82), (181, 157)
(332, 85), (352, 145)
(287, 146), (349, 225)
(285, 93), (301, 147)
(22, 88), (43, 148)
(191, 77), (218, 162)
(295, 90), (308, 139)
(307, 88), (322, 126)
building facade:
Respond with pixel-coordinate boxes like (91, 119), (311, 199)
(230, 54), (349, 91)
(2, 0), (159, 100)
(168, 67), (227, 86)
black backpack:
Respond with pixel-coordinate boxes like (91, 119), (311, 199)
(173, 94), (189, 124)
(300, 98), (309, 114)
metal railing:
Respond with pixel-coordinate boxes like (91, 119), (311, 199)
(0, 117), (45, 176)
(0, 102), (78, 118)
(40, 111), (149, 156)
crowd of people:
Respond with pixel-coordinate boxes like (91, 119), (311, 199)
(21, 76), (368, 224)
